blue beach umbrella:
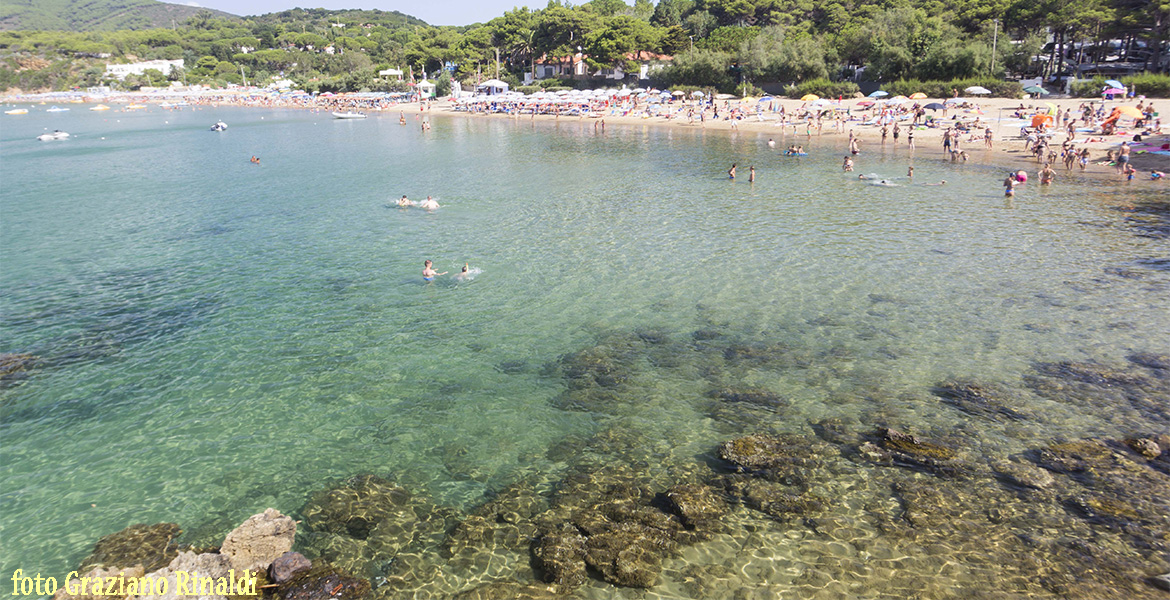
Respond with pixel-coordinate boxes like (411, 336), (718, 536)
(1104, 79), (1124, 90)
(868, 90), (889, 98)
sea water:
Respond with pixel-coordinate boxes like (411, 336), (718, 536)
(2, 106), (1168, 596)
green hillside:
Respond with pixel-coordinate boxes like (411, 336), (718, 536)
(0, 0), (238, 31)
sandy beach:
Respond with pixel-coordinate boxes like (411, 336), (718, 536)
(438, 94), (1170, 179)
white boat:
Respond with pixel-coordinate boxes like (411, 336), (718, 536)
(332, 111), (367, 119)
(90, 104), (111, 111)
(5, 108), (28, 115)
(46, 106), (69, 112)
(210, 121), (227, 131)
(37, 130), (70, 141)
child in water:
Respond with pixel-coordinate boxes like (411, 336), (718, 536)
(422, 260), (447, 282)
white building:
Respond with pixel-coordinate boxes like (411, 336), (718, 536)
(105, 60), (184, 80)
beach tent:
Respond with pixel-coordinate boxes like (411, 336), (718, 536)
(416, 79), (436, 98)
(475, 79), (509, 95)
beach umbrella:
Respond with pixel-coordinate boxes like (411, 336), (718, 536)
(1117, 106), (1144, 118)
(1103, 88), (1126, 95)
(811, 98), (832, 107)
(944, 97), (964, 104)
(800, 94), (820, 101)
(923, 102), (946, 110)
(909, 92), (928, 99)
(692, 90), (705, 97)
(714, 93), (736, 100)
(631, 87), (645, 93)
(868, 90), (888, 98)
(856, 100), (875, 107)
(1104, 79), (1124, 90)
(1023, 85), (1048, 95)
(1045, 102), (1057, 115)
(885, 97), (908, 105)
(758, 96), (774, 103)
(965, 86), (992, 95)
(672, 90), (686, 96)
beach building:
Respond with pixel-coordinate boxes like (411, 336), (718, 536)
(417, 79), (436, 98)
(526, 51), (672, 84)
(378, 68), (404, 81)
(475, 79), (509, 95)
(104, 59), (184, 80)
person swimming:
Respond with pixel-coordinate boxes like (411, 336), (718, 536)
(419, 196), (440, 210)
(397, 195), (415, 207)
(453, 263), (472, 281)
(422, 259), (447, 281)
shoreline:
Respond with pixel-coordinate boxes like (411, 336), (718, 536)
(5, 91), (1168, 180)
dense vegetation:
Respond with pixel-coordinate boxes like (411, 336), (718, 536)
(0, 0), (235, 32)
(0, 0), (1166, 95)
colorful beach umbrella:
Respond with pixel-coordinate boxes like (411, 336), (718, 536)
(800, 94), (819, 101)
(1117, 106), (1144, 118)
(909, 92), (928, 99)
(868, 90), (888, 98)
(1103, 88), (1126, 95)
(856, 100), (875, 107)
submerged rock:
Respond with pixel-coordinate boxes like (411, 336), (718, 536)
(531, 526), (587, 591)
(992, 460), (1055, 491)
(1125, 437), (1163, 460)
(932, 380), (1027, 422)
(220, 508), (296, 573)
(708, 387), (787, 410)
(277, 564), (369, 600)
(717, 433), (821, 481)
(79, 522), (181, 573)
(658, 484), (727, 530)
(270, 552), (312, 584)
(867, 428), (968, 477)
(1035, 439), (1118, 474)
(300, 475), (412, 539)
(0, 353), (37, 380)
(1127, 352), (1170, 373)
(583, 526), (664, 588)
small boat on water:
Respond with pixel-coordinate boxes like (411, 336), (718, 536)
(126, 104), (146, 110)
(332, 111), (367, 119)
(46, 106), (69, 112)
(5, 108), (28, 115)
(37, 130), (70, 141)
(90, 104), (111, 111)
(210, 121), (228, 131)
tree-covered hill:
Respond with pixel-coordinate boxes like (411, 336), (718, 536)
(0, 0), (238, 32)
(1, 0), (1166, 95)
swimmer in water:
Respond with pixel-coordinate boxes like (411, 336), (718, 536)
(250, 155), (260, 164)
(907, 166), (914, 178)
(422, 260), (447, 281)
(843, 156), (854, 172)
(419, 196), (439, 210)
(1004, 173), (1017, 196)
(767, 138), (776, 148)
(728, 163), (737, 179)
(749, 166), (755, 182)
(397, 195), (415, 207)
(454, 263), (471, 280)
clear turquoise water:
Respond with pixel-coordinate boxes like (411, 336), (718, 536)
(2, 106), (1168, 588)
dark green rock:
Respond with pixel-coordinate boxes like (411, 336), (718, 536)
(78, 522), (181, 573)
(277, 563), (370, 600)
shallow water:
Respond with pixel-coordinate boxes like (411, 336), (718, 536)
(1, 106), (1168, 597)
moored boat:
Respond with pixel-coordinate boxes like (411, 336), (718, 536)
(90, 104), (111, 111)
(332, 111), (368, 119)
(37, 130), (70, 141)
(5, 108), (29, 115)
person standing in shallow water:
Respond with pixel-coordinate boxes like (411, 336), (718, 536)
(749, 166), (755, 182)
(728, 164), (736, 179)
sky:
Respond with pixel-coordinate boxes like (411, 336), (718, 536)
(177, 0), (571, 26)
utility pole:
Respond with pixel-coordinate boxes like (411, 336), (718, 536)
(494, 47), (499, 79)
(689, 36), (693, 52)
(990, 19), (998, 77)
(240, 65), (248, 87)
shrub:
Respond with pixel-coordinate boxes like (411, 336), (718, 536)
(1122, 73), (1170, 97)
(882, 78), (1022, 98)
(783, 78), (859, 99)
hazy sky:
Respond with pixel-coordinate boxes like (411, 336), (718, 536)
(182, 1), (577, 26)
